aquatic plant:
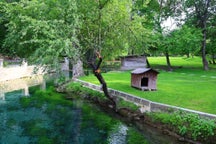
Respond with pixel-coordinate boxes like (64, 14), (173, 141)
(6, 118), (17, 128)
(127, 128), (148, 144)
(19, 97), (32, 108)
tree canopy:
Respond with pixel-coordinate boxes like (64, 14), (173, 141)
(0, 0), (216, 71)
(0, 0), (80, 70)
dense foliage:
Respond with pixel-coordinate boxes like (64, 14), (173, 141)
(148, 111), (216, 142)
(0, 0), (80, 70)
(0, 0), (215, 70)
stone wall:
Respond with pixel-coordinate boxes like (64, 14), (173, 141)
(0, 65), (44, 82)
(74, 79), (216, 120)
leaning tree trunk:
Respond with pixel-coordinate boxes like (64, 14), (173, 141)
(93, 71), (116, 107)
(89, 52), (116, 110)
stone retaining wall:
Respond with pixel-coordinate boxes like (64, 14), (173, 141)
(0, 65), (44, 82)
(74, 79), (216, 120)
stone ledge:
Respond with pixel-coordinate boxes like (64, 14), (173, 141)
(74, 79), (216, 120)
(0, 65), (44, 82)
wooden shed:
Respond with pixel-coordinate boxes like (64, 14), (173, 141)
(120, 55), (147, 70)
(131, 68), (159, 91)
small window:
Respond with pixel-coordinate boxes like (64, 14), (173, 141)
(141, 77), (148, 87)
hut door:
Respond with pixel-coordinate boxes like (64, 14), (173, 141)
(141, 77), (148, 87)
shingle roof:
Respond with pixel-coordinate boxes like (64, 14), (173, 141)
(131, 68), (159, 74)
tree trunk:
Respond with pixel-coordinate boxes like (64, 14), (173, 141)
(165, 51), (172, 71)
(89, 52), (116, 110)
(94, 72), (116, 106)
(186, 52), (190, 58)
(194, 0), (210, 70)
(201, 26), (209, 70)
(212, 54), (216, 64)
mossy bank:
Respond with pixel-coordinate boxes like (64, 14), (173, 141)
(62, 81), (216, 144)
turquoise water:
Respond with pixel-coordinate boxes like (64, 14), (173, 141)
(0, 78), (180, 144)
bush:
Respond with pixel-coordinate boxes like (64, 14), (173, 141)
(148, 111), (216, 141)
(117, 98), (139, 111)
(66, 82), (106, 99)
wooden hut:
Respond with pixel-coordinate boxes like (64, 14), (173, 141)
(131, 68), (159, 91)
(120, 55), (147, 70)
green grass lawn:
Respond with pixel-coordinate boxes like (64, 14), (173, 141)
(80, 56), (216, 114)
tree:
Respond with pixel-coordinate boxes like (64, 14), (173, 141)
(0, 0), (80, 72)
(168, 25), (202, 57)
(0, 20), (6, 53)
(184, 0), (216, 70)
(77, 0), (154, 61)
(206, 12), (216, 64)
(77, 0), (127, 60)
(77, 0), (134, 108)
(131, 0), (160, 56)
(133, 0), (186, 71)
(89, 51), (116, 109)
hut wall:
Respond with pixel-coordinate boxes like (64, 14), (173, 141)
(121, 55), (146, 70)
(131, 71), (158, 90)
(131, 74), (142, 88)
(147, 73), (157, 90)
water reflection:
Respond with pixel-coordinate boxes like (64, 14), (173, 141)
(0, 75), (182, 144)
(108, 124), (128, 144)
(0, 75), (46, 99)
(0, 92), (5, 100)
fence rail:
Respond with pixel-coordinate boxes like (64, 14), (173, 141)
(74, 79), (216, 120)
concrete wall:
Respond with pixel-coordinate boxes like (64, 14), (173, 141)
(74, 79), (216, 120)
(0, 65), (44, 82)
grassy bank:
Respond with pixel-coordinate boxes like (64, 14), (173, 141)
(80, 57), (216, 114)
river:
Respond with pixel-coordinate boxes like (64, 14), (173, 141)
(0, 76), (182, 144)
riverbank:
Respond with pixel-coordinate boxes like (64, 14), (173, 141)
(59, 81), (216, 144)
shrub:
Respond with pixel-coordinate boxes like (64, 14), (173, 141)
(117, 98), (139, 111)
(148, 111), (216, 141)
(66, 82), (106, 100)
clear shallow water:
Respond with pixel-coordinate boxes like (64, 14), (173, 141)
(0, 77), (181, 144)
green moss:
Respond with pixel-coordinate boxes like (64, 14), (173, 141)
(7, 105), (19, 111)
(19, 97), (32, 108)
(20, 86), (73, 109)
(21, 119), (50, 137)
(45, 103), (56, 114)
(38, 137), (54, 144)
(127, 128), (148, 144)
(6, 118), (16, 127)
(117, 98), (139, 111)
(66, 82), (106, 100)
(81, 104), (118, 133)
(66, 82), (82, 92)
